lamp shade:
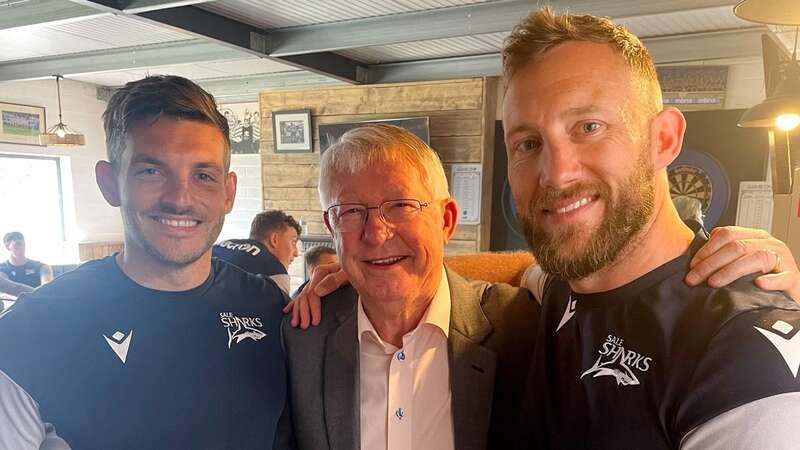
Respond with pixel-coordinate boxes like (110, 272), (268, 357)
(739, 64), (800, 128)
(734, 0), (800, 26)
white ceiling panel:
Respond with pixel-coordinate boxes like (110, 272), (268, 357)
(338, 31), (505, 64)
(0, 26), (112, 61)
(68, 56), (296, 86)
(618, 5), (753, 38)
(70, 69), (150, 86)
(47, 15), (193, 47)
(0, 14), (193, 62)
(200, 0), (496, 30)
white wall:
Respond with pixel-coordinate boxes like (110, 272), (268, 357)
(218, 153), (264, 242)
(0, 79), (122, 264)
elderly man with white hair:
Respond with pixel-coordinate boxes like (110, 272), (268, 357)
(280, 124), (538, 450)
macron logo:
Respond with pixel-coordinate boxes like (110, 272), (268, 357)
(755, 320), (800, 378)
(104, 330), (133, 364)
(556, 296), (577, 332)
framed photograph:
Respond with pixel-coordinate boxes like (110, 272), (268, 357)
(0, 102), (46, 146)
(319, 117), (430, 153)
(219, 102), (261, 154)
(273, 109), (312, 153)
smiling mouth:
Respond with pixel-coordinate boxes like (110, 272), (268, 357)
(544, 195), (598, 215)
(365, 256), (407, 266)
(152, 216), (200, 228)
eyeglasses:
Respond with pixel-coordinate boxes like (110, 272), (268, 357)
(325, 198), (431, 232)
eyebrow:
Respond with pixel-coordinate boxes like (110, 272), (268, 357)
(504, 105), (605, 138)
(130, 156), (223, 171)
(560, 105), (603, 118)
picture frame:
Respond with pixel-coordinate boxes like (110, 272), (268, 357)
(318, 117), (430, 154)
(0, 102), (46, 146)
(272, 109), (312, 153)
(219, 102), (261, 154)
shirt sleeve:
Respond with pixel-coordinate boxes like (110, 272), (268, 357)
(0, 369), (47, 450)
(270, 274), (291, 296)
(674, 306), (800, 441)
(520, 264), (547, 304)
(680, 392), (800, 450)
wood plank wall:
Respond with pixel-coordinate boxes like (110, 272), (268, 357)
(78, 241), (123, 262)
(259, 77), (498, 255)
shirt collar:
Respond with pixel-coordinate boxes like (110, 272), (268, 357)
(357, 267), (451, 346)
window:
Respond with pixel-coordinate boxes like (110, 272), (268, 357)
(0, 154), (65, 263)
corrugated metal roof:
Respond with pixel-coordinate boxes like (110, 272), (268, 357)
(200, 0), (496, 30)
(0, 15), (193, 62)
(47, 15), (193, 47)
(338, 31), (505, 64)
(618, 5), (753, 38)
(69, 57), (295, 86)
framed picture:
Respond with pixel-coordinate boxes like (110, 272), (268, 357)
(0, 102), (46, 146)
(272, 109), (312, 153)
(319, 117), (430, 153)
(219, 102), (261, 154)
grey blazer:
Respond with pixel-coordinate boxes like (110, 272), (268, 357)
(280, 267), (540, 450)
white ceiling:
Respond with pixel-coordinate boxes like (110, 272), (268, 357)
(200, 0), (495, 29)
(0, 0), (794, 101)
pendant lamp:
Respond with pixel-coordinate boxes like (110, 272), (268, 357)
(39, 75), (86, 146)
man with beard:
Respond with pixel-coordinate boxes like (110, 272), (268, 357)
(0, 76), (287, 449)
(503, 9), (800, 449)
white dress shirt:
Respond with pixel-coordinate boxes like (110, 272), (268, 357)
(358, 270), (455, 450)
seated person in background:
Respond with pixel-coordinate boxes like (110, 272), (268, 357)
(0, 231), (53, 290)
(213, 209), (300, 294)
(291, 245), (337, 298)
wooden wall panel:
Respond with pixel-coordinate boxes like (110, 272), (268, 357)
(258, 78), (498, 256)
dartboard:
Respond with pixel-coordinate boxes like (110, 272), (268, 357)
(668, 165), (713, 212)
(667, 149), (730, 228)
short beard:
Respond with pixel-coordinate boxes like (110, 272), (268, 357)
(122, 204), (222, 268)
(520, 153), (654, 280)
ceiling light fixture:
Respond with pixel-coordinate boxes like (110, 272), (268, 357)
(39, 75), (85, 146)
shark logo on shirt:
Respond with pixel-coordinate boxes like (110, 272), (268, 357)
(220, 312), (266, 349)
(581, 335), (652, 386)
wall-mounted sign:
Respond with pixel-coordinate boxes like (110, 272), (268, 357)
(452, 163), (482, 225)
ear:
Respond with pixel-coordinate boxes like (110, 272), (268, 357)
(440, 198), (459, 245)
(95, 160), (121, 207)
(223, 171), (238, 214)
(267, 231), (280, 250)
(649, 107), (686, 170)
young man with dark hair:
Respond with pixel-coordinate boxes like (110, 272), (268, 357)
(0, 231), (53, 293)
(0, 76), (288, 449)
(213, 209), (301, 294)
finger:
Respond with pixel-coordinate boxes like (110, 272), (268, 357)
(299, 292), (311, 329)
(314, 270), (350, 297)
(686, 240), (750, 285)
(691, 227), (743, 269)
(309, 293), (322, 326)
(756, 272), (800, 304)
(282, 298), (296, 314)
(291, 294), (301, 327)
(754, 271), (792, 292)
(705, 250), (776, 288)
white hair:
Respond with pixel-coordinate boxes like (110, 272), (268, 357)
(318, 124), (450, 207)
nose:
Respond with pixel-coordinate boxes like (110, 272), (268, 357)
(161, 174), (194, 212)
(539, 138), (581, 189)
(361, 208), (394, 246)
